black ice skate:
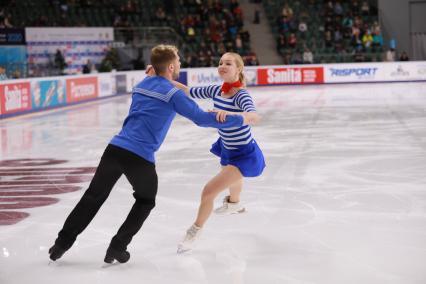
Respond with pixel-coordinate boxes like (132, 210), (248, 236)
(104, 247), (130, 264)
(48, 244), (66, 261)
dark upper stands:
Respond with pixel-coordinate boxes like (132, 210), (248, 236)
(2, 0), (386, 67)
(2, 0), (258, 67)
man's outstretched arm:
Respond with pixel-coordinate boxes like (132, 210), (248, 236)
(171, 91), (244, 129)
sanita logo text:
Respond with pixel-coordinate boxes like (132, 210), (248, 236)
(330, 68), (378, 77)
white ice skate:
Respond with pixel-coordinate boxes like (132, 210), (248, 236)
(214, 196), (246, 215)
(177, 224), (202, 254)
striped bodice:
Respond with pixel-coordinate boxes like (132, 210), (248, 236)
(189, 85), (256, 150)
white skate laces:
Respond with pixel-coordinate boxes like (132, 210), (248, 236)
(177, 224), (202, 254)
(214, 196), (246, 215)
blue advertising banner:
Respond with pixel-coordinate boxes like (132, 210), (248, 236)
(31, 79), (66, 109)
(0, 29), (26, 45)
(177, 71), (187, 85)
(0, 46), (27, 78)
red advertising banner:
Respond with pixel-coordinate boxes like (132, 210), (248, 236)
(0, 82), (32, 115)
(257, 67), (324, 85)
(66, 76), (98, 103)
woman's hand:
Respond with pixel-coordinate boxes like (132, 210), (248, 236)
(210, 110), (261, 125)
(210, 110), (230, 123)
(242, 112), (261, 125)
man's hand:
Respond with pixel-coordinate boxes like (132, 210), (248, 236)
(210, 110), (261, 125)
(208, 109), (229, 123)
(215, 110), (229, 123)
(145, 65), (156, 76)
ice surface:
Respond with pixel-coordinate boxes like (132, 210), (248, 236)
(1, 82), (426, 284)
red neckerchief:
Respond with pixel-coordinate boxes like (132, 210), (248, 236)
(221, 80), (242, 93)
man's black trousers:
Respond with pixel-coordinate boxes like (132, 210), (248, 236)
(55, 144), (158, 252)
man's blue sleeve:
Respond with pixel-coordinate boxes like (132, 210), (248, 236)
(170, 91), (243, 128)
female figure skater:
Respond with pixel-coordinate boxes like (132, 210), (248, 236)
(173, 52), (266, 253)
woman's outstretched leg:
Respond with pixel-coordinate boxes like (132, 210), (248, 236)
(178, 165), (242, 253)
(194, 165), (243, 227)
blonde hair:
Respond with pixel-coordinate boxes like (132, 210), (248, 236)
(151, 44), (178, 75)
(223, 52), (246, 86)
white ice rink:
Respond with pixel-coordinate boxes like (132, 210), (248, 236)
(1, 82), (426, 284)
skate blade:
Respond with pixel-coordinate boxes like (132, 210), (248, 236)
(177, 246), (192, 255)
(235, 207), (246, 214)
(101, 262), (121, 268)
(215, 207), (247, 215)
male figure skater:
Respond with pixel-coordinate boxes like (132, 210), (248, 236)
(48, 45), (252, 264)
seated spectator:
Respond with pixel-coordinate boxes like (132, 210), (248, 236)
(325, 1), (334, 17)
(288, 33), (297, 49)
(282, 2), (293, 18)
(385, 48), (396, 62)
(54, 49), (67, 73)
(187, 26), (196, 41)
(155, 7), (166, 21)
(0, 9), (13, 28)
(324, 16), (334, 31)
(290, 52), (302, 64)
(362, 30), (373, 48)
(399, 51), (409, 61)
(82, 61), (90, 74)
(351, 33), (363, 52)
(372, 31), (383, 47)
(361, 1), (370, 16)
(351, 0), (360, 16)
(0, 66), (8, 81)
(389, 38), (396, 50)
(246, 53), (259, 66)
(83, 59), (95, 74)
(372, 21), (381, 34)
(334, 0), (343, 16)
(334, 28), (343, 44)
(235, 34), (243, 53)
(351, 25), (360, 39)
(12, 69), (21, 79)
(277, 33), (286, 51)
(298, 20), (308, 38)
(325, 30), (333, 47)
(303, 48), (314, 64)
(342, 13), (353, 29)
(278, 15), (290, 33)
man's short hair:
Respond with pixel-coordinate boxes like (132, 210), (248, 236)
(150, 45), (178, 75)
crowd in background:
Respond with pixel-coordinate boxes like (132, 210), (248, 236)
(270, 0), (408, 64)
(177, 0), (259, 67)
(0, 0), (413, 80)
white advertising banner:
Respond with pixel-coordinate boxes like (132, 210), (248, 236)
(324, 61), (426, 83)
(245, 67), (258, 86)
(325, 63), (385, 83)
(25, 27), (113, 75)
(187, 67), (258, 87)
(125, 71), (146, 92)
(25, 27), (114, 42)
(97, 73), (117, 97)
(384, 62), (426, 81)
(187, 68), (221, 87)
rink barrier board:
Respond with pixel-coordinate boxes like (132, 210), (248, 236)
(1, 61), (426, 119)
(0, 91), (129, 120)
